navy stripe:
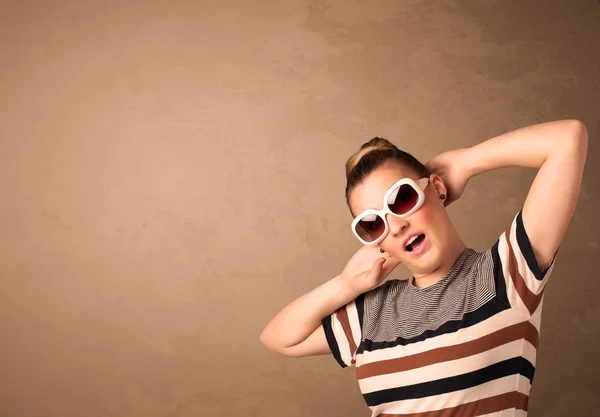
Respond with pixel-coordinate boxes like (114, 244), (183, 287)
(491, 239), (510, 308)
(321, 314), (346, 368)
(358, 296), (509, 353)
(516, 209), (559, 280)
(363, 356), (536, 406)
(356, 292), (365, 332)
(355, 293), (366, 355)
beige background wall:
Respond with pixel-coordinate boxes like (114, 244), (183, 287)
(1, 1), (598, 416)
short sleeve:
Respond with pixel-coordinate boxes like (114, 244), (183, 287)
(493, 208), (560, 317)
(321, 292), (366, 368)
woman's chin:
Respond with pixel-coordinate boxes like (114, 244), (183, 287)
(409, 244), (441, 272)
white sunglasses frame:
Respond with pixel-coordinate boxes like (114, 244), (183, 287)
(351, 177), (430, 246)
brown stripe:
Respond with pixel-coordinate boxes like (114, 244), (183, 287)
(379, 390), (529, 417)
(504, 223), (545, 315)
(336, 306), (357, 365)
(357, 320), (539, 379)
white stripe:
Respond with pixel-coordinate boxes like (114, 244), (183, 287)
(370, 374), (531, 415)
(529, 297), (544, 333)
(359, 339), (537, 393)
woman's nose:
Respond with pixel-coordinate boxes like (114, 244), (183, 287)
(386, 214), (409, 237)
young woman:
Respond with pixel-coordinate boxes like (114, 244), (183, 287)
(260, 120), (588, 416)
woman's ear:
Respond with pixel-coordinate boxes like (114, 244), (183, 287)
(429, 173), (447, 198)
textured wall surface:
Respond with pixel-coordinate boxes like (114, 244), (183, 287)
(1, 1), (598, 416)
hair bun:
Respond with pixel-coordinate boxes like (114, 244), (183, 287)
(345, 137), (397, 179)
(359, 137), (396, 152)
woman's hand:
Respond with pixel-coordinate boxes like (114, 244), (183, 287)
(425, 148), (472, 206)
(340, 246), (402, 295)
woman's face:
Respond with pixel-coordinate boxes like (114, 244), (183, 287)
(349, 162), (451, 275)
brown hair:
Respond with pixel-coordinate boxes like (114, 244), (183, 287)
(345, 137), (431, 216)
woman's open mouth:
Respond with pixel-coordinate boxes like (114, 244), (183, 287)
(405, 234), (427, 256)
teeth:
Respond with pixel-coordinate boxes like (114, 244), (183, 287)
(406, 235), (419, 247)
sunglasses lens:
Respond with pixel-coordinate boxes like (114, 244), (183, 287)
(388, 184), (419, 215)
(355, 213), (385, 243)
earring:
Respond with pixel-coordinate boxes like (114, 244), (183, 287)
(380, 248), (385, 253)
(440, 194), (446, 200)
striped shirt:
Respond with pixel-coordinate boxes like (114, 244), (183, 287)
(322, 209), (558, 417)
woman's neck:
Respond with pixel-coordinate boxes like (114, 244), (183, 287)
(411, 240), (468, 289)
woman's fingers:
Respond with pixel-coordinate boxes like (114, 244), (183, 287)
(365, 258), (384, 284)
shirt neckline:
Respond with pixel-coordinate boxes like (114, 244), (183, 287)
(408, 248), (474, 291)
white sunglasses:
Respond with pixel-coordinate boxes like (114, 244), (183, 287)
(351, 177), (430, 246)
